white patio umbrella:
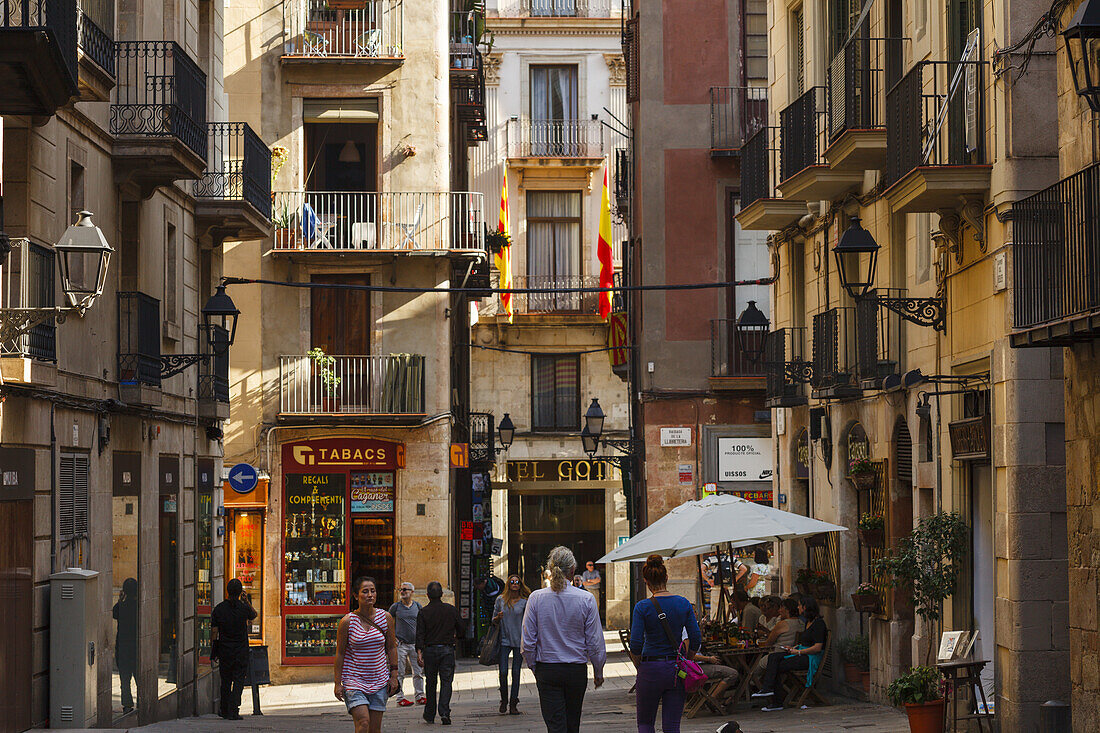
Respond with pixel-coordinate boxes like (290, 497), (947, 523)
(597, 493), (847, 563)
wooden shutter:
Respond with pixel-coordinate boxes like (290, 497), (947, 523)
(623, 17), (639, 103)
(59, 453), (89, 538)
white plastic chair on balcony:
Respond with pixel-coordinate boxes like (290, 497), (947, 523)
(301, 202), (334, 249)
(356, 29), (382, 57)
(302, 29), (329, 56)
(392, 203), (424, 249)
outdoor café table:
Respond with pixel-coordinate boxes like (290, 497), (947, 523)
(716, 644), (772, 706)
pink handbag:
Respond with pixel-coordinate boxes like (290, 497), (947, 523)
(650, 596), (709, 693)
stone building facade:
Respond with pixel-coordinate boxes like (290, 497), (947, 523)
(742, 0), (1070, 728)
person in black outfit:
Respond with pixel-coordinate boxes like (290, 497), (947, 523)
(112, 577), (138, 714)
(752, 595), (828, 712)
(211, 578), (258, 720)
(415, 581), (465, 725)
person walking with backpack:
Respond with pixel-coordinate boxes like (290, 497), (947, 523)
(628, 555), (702, 733)
(522, 546), (606, 733)
(493, 574), (531, 715)
(334, 576), (399, 733)
(388, 582), (425, 707)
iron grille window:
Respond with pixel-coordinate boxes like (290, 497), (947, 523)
(59, 453), (90, 538)
(531, 354), (581, 431)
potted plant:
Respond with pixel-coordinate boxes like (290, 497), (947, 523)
(485, 226), (511, 256)
(858, 512), (886, 547)
(838, 635), (870, 693)
(272, 197), (297, 248)
(308, 347), (342, 412)
(875, 512), (968, 665)
(795, 568), (834, 600)
(887, 666), (947, 733)
(851, 581), (883, 614)
(849, 457), (877, 489)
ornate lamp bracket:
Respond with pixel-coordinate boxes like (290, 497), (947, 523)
(873, 294), (947, 333)
(0, 307), (69, 345)
(784, 360), (814, 384)
(159, 353), (208, 379)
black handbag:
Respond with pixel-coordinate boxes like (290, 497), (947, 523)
(478, 623), (501, 666)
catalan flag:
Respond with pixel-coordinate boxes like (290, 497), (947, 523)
(597, 161), (614, 320)
(494, 171), (512, 322)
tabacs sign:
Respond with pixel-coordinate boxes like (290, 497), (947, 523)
(283, 437), (405, 470)
(717, 437), (774, 482)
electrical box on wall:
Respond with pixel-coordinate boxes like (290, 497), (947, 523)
(49, 568), (99, 728)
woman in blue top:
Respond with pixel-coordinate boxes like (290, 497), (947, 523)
(629, 555), (702, 733)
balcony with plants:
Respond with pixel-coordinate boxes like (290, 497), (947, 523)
(282, 0), (403, 62)
(279, 350), (426, 421)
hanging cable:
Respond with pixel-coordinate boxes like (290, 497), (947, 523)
(221, 275), (777, 295)
(992, 0), (1072, 82)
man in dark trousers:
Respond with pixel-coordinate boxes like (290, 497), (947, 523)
(415, 581), (465, 725)
(211, 578), (257, 720)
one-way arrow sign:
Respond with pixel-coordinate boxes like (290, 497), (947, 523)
(228, 463), (258, 494)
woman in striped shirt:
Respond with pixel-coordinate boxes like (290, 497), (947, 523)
(335, 576), (400, 733)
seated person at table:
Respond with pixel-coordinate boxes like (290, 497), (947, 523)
(758, 596), (781, 632)
(733, 591), (761, 635)
(680, 629), (740, 706)
(751, 597), (827, 712)
(751, 598), (804, 684)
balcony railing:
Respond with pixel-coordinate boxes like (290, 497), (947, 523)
(279, 354), (425, 415)
(779, 86), (827, 183)
(195, 122), (272, 218)
(512, 275), (601, 314)
(740, 126), (781, 209)
(272, 191), (485, 251)
(826, 36), (902, 141)
(76, 0), (112, 76)
(507, 119), (604, 158)
(198, 325), (229, 403)
(469, 411), (495, 467)
(118, 291), (161, 387)
(1, 0), (78, 83)
(450, 10), (477, 71)
(710, 319), (767, 378)
(614, 145), (631, 220)
(1, 239), (56, 362)
(283, 0), (403, 58)
(812, 307), (859, 397)
(710, 86), (767, 154)
(1012, 163), (1100, 337)
(884, 60), (986, 189)
(763, 328), (810, 407)
(855, 292), (903, 386)
(499, 0), (616, 17)
(112, 41), (208, 161)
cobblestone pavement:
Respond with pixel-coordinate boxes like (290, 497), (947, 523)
(129, 650), (909, 733)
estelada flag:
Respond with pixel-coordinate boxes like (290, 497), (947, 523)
(494, 171), (512, 322)
(597, 162), (614, 319)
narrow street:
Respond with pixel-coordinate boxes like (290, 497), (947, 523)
(131, 652), (908, 733)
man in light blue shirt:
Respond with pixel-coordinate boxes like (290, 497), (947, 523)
(521, 546), (606, 733)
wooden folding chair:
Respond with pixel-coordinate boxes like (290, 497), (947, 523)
(686, 676), (731, 718)
(619, 629), (638, 693)
(782, 631), (832, 708)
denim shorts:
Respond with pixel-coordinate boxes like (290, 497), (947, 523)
(345, 686), (388, 713)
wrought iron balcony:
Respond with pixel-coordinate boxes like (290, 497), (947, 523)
(0, 0), (78, 114)
(855, 292), (903, 388)
(710, 318), (767, 383)
(883, 59), (989, 211)
(469, 411), (495, 468)
(613, 146), (631, 221)
(763, 328), (811, 408)
(1, 239), (56, 362)
(279, 354), (426, 416)
(1011, 162), (1100, 347)
(111, 42), (207, 168)
(778, 85), (862, 201)
(710, 86), (767, 157)
(77, 0), (113, 91)
(812, 307), (861, 400)
(271, 191), (486, 252)
(283, 0), (403, 59)
(450, 9), (478, 73)
(737, 126), (806, 231)
(498, 0), (617, 17)
(118, 291), (161, 388)
(824, 35), (903, 170)
(511, 275), (602, 315)
(195, 122), (273, 238)
(507, 119), (604, 158)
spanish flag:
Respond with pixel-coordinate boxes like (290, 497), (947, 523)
(494, 171), (513, 322)
(597, 162), (614, 320)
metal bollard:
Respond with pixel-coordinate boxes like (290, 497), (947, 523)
(1039, 700), (1070, 733)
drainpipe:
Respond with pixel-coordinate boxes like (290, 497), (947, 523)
(50, 402), (57, 574)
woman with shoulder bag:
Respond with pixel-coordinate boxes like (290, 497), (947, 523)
(492, 574), (531, 715)
(628, 555), (703, 733)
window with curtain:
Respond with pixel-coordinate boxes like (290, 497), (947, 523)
(527, 191), (582, 311)
(531, 354), (580, 431)
(530, 65), (578, 155)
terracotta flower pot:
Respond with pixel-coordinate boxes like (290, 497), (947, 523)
(811, 580), (836, 601)
(858, 527), (885, 547)
(903, 699), (945, 733)
(321, 394), (341, 412)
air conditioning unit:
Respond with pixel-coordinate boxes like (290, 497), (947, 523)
(49, 568), (99, 728)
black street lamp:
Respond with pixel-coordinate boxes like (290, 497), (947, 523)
(498, 413), (515, 450)
(160, 286), (242, 378)
(584, 398), (605, 439)
(832, 216), (946, 332)
(735, 300), (770, 363)
(1064, 0), (1100, 112)
(580, 425), (599, 457)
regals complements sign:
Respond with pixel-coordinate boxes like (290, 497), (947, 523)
(717, 437), (774, 482)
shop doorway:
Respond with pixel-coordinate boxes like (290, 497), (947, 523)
(508, 490), (605, 613)
(350, 516), (396, 608)
(971, 462), (995, 706)
(227, 509), (264, 640)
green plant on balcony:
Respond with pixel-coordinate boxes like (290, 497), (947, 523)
(485, 226), (510, 255)
(848, 457), (877, 489)
(308, 347), (342, 409)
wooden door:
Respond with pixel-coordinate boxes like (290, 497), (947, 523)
(311, 274), (371, 409)
(0, 500), (33, 733)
